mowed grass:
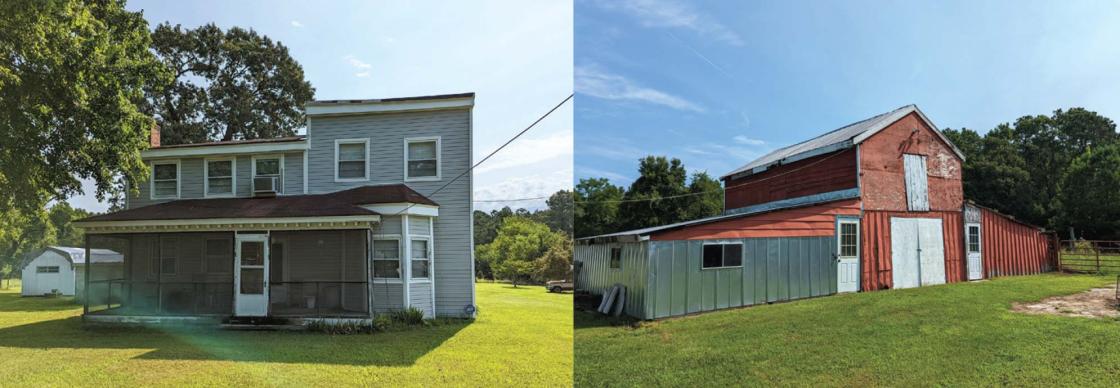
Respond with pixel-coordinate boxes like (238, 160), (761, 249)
(0, 280), (572, 387)
(575, 274), (1120, 387)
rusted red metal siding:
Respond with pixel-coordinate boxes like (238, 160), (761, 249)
(860, 210), (966, 290)
(980, 208), (1053, 277)
(651, 199), (861, 240)
(859, 112), (964, 212)
(722, 148), (858, 210)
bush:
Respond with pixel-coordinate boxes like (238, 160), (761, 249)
(305, 319), (376, 335)
(372, 315), (392, 331)
(390, 307), (427, 326)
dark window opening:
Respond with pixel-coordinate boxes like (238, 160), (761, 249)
(609, 247), (622, 269)
(703, 243), (743, 269)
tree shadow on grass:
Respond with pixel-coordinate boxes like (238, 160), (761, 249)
(0, 316), (469, 366)
(0, 292), (80, 313)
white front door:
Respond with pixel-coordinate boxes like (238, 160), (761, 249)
(836, 218), (860, 293)
(890, 217), (946, 289)
(966, 223), (983, 280)
(235, 233), (269, 316)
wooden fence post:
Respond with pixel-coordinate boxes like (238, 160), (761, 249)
(1095, 242), (1101, 273)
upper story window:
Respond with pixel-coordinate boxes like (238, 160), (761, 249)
(205, 158), (235, 197)
(335, 139), (369, 181)
(405, 137), (440, 181)
(150, 161), (180, 199)
(253, 155), (283, 194)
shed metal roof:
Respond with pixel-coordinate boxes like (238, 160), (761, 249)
(721, 104), (964, 180)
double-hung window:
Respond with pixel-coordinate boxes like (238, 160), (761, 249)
(253, 155), (283, 193)
(205, 158), (235, 197)
(411, 239), (431, 279)
(405, 137), (440, 181)
(150, 161), (179, 199)
(336, 139), (369, 181)
(702, 243), (743, 269)
(372, 239), (401, 279)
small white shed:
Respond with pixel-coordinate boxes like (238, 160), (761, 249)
(21, 247), (123, 297)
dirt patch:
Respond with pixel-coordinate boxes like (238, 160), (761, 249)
(1012, 286), (1120, 319)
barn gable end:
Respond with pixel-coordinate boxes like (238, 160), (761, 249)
(858, 111), (964, 212)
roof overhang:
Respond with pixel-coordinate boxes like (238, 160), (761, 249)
(306, 95), (474, 117)
(142, 141), (308, 159)
(75, 215), (381, 234)
(361, 202), (439, 217)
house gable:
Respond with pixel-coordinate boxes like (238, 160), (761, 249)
(858, 111), (963, 212)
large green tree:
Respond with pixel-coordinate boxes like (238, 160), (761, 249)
(619, 156), (690, 230)
(0, 0), (169, 215)
(574, 178), (624, 238)
(475, 217), (566, 286)
(1053, 144), (1120, 240)
(146, 23), (315, 145)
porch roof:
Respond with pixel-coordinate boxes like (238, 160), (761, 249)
(74, 184), (437, 233)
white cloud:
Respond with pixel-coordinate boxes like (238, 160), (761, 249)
(733, 135), (765, 145)
(474, 168), (572, 212)
(475, 131), (573, 174)
(594, 0), (743, 46)
(343, 55), (373, 78)
(290, 20), (304, 28)
(576, 65), (703, 112)
(576, 166), (631, 183)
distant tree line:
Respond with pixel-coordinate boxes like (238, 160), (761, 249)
(474, 191), (573, 285)
(943, 108), (1120, 239)
(574, 156), (723, 238)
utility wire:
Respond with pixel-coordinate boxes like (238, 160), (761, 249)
(575, 149), (849, 205)
(389, 93), (574, 217)
(473, 195), (551, 203)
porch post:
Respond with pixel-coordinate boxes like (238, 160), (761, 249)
(366, 228), (373, 318)
(83, 234), (90, 317)
(402, 215), (411, 309)
(156, 235), (162, 315)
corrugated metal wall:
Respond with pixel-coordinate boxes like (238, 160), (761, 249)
(980, 208), (1053, 277)
(574, 242), (649, 318)
(645, 237), (837, 319)
(861, 211), (966, 290)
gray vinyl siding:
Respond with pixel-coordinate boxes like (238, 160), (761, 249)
(373, 216), (402, 236)
(129, 152), (306, 209)
(409, 283), (434, 317)
(576, 237), (838, 320)
(308, 108), (472, 317)
(409, 216), (432, 236)
(370, 282), (404, 313)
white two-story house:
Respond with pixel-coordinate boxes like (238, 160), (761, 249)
(74, 93), (475, 323)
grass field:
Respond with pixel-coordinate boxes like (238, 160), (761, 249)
(0, 280), (572, 387)
(575, 274), (1120, 387)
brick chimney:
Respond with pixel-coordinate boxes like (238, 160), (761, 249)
(150, 122), (161, 148)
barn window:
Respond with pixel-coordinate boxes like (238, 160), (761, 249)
(967, 225), (981, 253)
(36, 266), (60, 273)
(839, 222), (858, 257)
(609, 247), (622, 269)
(903, 154), (929, 211)
(702, 243), (743, 269)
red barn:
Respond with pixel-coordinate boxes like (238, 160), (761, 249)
(576, 105), (1055, 319)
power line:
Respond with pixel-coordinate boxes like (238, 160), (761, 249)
(473, 195), (551, 203)
(389, 93), (574, 217)
(575, 149), (849, 205)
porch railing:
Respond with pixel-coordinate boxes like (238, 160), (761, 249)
(86, 279), (234, 316)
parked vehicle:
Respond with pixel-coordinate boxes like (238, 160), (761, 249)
(546, 280), (573, 293)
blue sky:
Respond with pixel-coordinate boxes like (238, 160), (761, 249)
(575, 0), (1120, 185)
(68, 0), (572, 213)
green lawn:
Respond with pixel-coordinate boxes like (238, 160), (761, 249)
(0, 281), (572, 386)
(575, 274), (1119, 387)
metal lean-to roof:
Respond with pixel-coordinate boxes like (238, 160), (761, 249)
(721, 104), (965, 180)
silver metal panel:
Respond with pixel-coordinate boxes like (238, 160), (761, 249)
(686, 241), (702, 313)
(809, 238), (822, 296)
(752, 239), (767, 305)
(827, 236), (839, 294)
(670, 242), (687, 316)
(766, 239), (780, 303)
(654, 243), (672, 318)
(904, 154), (930, 211)
(573, 241), (651, 319)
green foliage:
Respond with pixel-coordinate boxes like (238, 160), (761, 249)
(538, 190), (574, 237)
(0, 208), (53, 281)
(473, 190), (573, 278)
(0, 0), (170, 215)
(390, 307), (427, 326)
(47, 203), (89, 247)
(577, 156), (723, 236)
(1054, 144), (1120, 239)
(535, 237), (573, 282)
(146, 23), (315, 145)
(574, 178), (624, 238)
(476, 217), (569, 285)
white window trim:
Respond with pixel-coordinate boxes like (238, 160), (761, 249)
(149, 160), (181, 200)
(404, 136), (441, 182)
(409, 235), (432, 281)
(251, 154), (285, 194)
(701, 242), (745, 270)
(203, 157), (237, 198)
(372, 236), (403, 282)
(335, 138), (370, 182)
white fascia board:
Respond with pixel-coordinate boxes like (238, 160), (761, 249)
(142, 141), (308, 159)
(361, 203), (439, 217)
(851, 105), (965, 161)
(306, 97), (474, 117)
(74, 215), (381, 229)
